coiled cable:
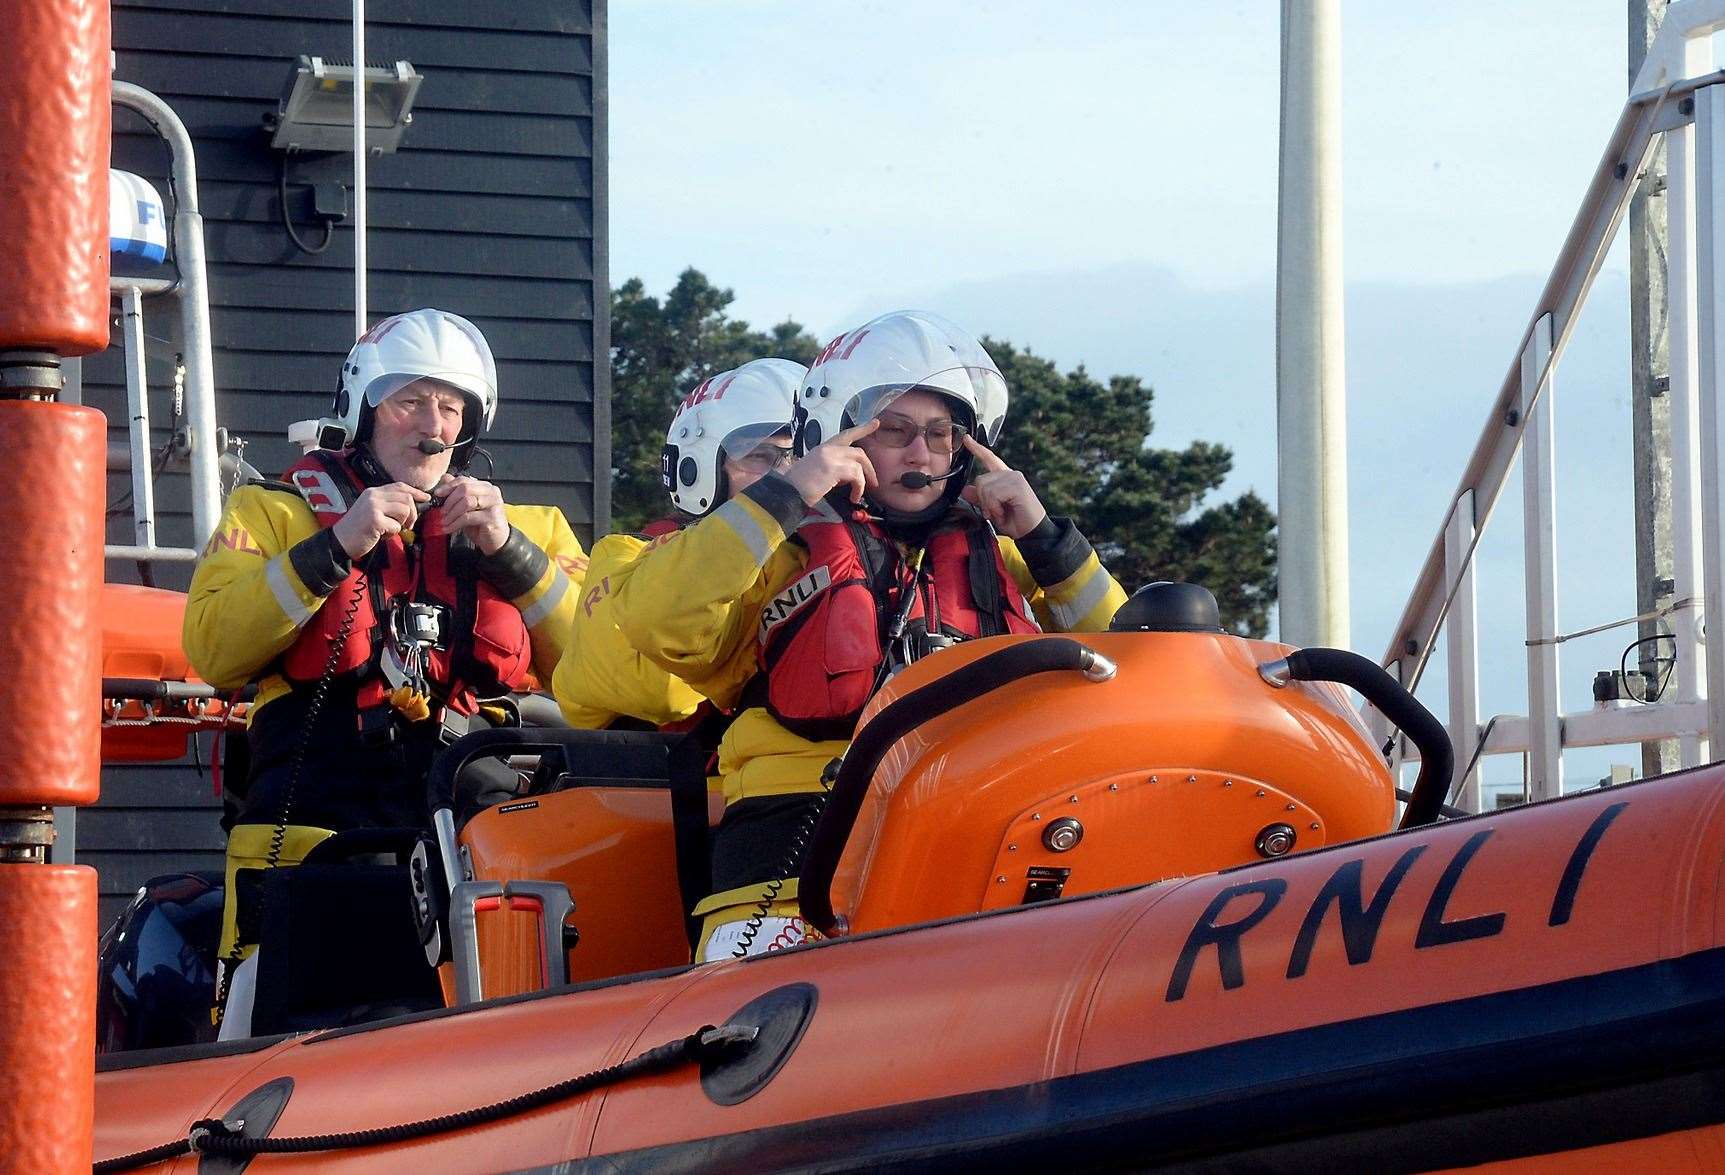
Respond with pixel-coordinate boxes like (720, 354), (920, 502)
(213, 573), (366, 1022)
(728, 782), (832, 959)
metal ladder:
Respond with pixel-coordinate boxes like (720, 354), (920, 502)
(1374, 0), (1725, 811)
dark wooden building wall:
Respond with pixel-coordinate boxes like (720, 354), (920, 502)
(83, 0), (608, 928)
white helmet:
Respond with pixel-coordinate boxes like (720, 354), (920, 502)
(793, 310), (1008, 456)
(661, 358), (804, 516)
(319, 308), (499, 466)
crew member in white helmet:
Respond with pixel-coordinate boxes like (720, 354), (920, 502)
(552, 357), (802, 736)
(183, 308), (588, 990)
(615, 311), (1126, 960)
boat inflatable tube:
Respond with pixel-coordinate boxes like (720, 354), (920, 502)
(91, 767), (1725, 1171)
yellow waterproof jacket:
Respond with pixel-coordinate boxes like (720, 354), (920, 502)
(552, 529), (705, 729)
(615, 474), (1128, 808)
(184, 478), (588, 721)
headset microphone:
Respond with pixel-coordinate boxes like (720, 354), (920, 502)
(416, 436), (479, 456)
(898, 468), (965, 490)
(415, 435), (481, 508)
(414, 438), (454, 515)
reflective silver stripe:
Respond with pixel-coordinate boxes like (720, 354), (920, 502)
(519, 568), (571, 630)
(266, 555), (314, 626)
(1047, 566), (1114, 631)
(1016, 585), (1044, 632)
(716, 498), (777, 564)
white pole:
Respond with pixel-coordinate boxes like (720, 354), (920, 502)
(1276, 0), (1350, 648)
(353, 0), (367, 337)
(1667, 36), (1709, 766)
(1521, 314), (1564, 800)
(1444, 490), (1482, 810)
(1695, 83), (1725, 751)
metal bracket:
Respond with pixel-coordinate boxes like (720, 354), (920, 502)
(0, 352), (61, 402)
(0, 807), (55, 864)
(448, 879), (575, 1005)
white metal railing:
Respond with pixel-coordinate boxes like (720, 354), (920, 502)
(99, 81), (224, 563)
(1376, 0), (1725, 808)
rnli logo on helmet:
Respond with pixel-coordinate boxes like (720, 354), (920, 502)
(759, 566), (831, 639)
(291, 469), (348, 517)
(676, 372), (736, 415)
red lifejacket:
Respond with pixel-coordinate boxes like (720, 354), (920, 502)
(755, 507), (1040, 741)
(276, 450), (532, 716)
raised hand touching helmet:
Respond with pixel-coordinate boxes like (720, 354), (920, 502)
(790, 310), (1009, 527)
(957, 432), (1048, 540)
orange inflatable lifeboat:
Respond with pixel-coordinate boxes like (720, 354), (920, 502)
(87, 600), (1725, 1171)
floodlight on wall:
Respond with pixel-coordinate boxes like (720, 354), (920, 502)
(265, 55), (421, 254)
(265, 55), (421, 156)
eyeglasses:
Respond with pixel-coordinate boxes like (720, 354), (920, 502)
(728, 443), (796, 474)
(872, 414), (969, 453)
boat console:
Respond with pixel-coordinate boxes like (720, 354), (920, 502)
(445, 591), (1414, 999)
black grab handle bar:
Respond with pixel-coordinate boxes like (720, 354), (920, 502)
(1262, 647), (1454, 830)
(798, 637), (1114, 936)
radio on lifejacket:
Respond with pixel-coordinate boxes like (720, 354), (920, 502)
(903, 629), (958, 665)
(363, 599), (450, 745)
(879, 548), (935, 682)
(390, 599), (446, 652)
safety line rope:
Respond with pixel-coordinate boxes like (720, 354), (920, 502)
(92, 1024), (755, 1172)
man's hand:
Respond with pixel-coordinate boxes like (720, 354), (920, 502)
(960, 435), (1048, 539)
(331, 482), (429, 560)
(782, 419), (880, 506)
(435, 474), (511, 556)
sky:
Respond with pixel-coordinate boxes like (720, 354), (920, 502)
(613, 2), (1630, 325)
(610, 2), (1687, 791)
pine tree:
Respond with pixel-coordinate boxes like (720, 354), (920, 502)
(986, 338), (1276, 636)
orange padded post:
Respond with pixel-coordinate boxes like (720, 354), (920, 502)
(0, 1), (112, 1170)
(0, 404), (105, 807)
(0, 866), (96, 1171)
(0, 406), (107, 1175)
(0, 0), (111, 354)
